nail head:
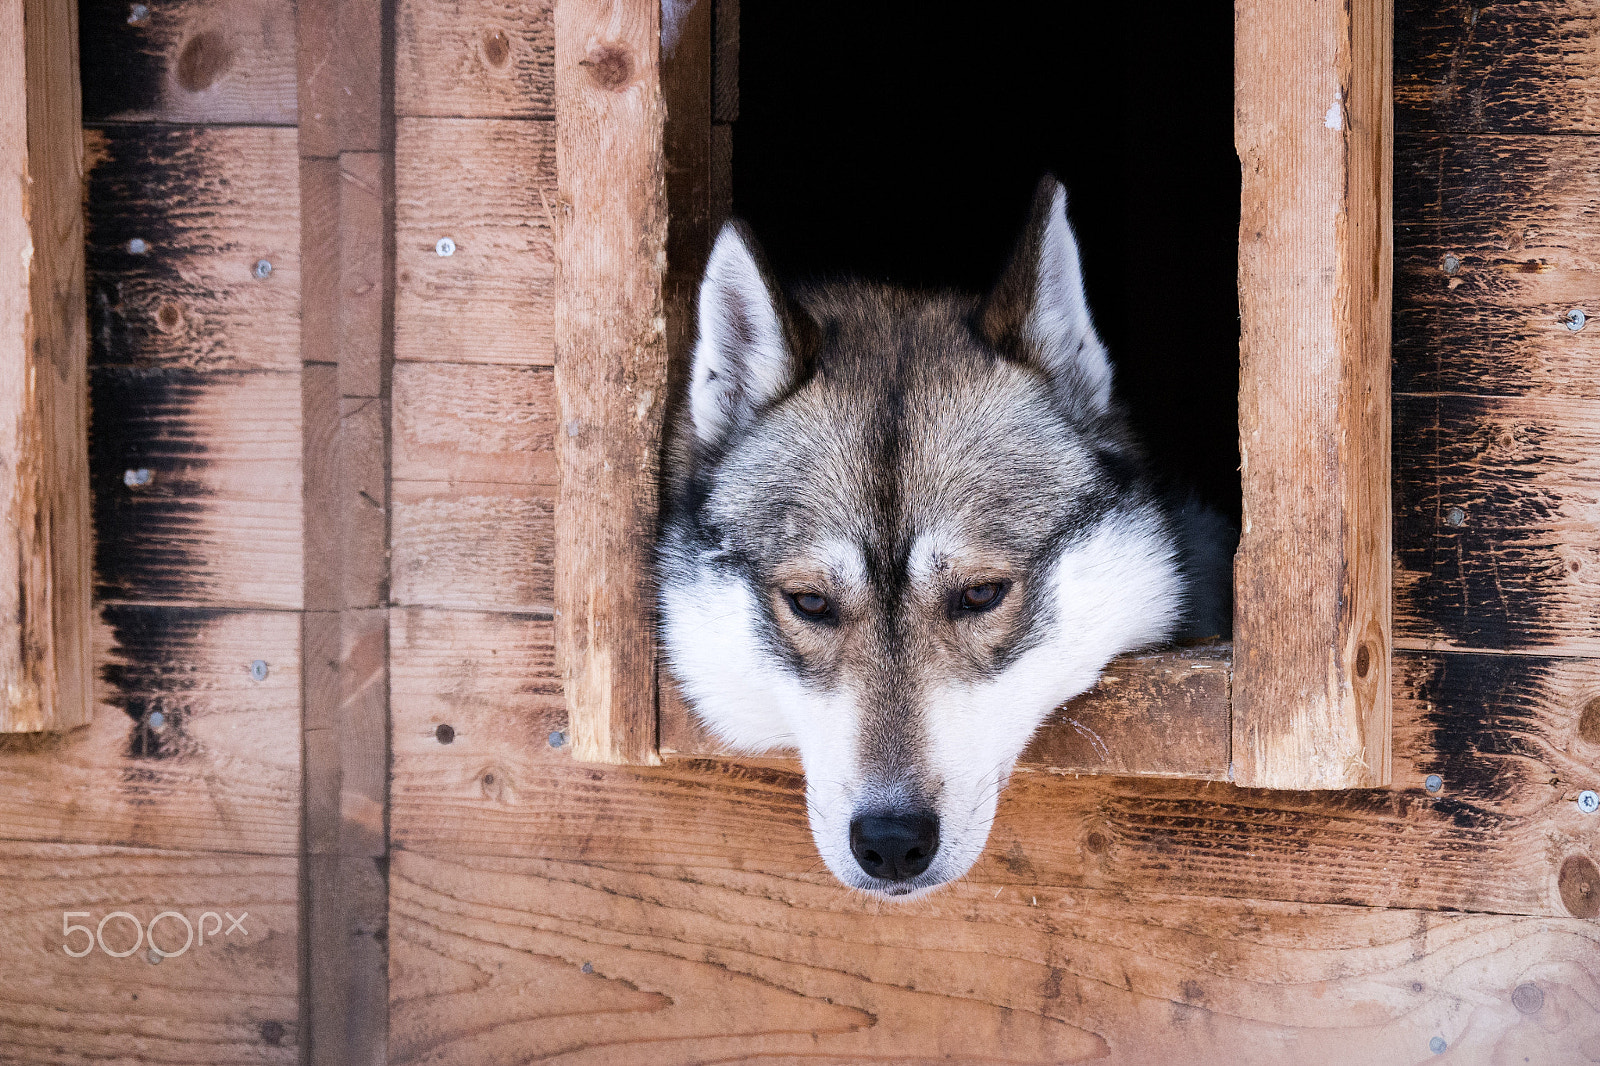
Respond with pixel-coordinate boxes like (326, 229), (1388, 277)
(435, 237), (456, 257)
(123, 467), (152, 488)
(1424, 774), (1444, 793)
(1446, 507), (1465, 527)
(127, 238), (149, 255)
(1430, 1036), (1446, 1054)
(1511, 982), (1545, 1014)
(548, 730), (568, 748)
(128, 3), (149, 22)
(147, 711), (165, 729)
(253, 259), (273, 279)
(1442, 255), (1459, 275)
(250, 660), (269, 681)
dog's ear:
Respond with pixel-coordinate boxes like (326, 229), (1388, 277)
(689, 222), (803, 446)
(978, 177), (1113, 416)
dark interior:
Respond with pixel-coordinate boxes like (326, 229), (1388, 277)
(733, 1), (1241, 520)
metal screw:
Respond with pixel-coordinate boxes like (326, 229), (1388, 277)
(127, 3), (149, 23)
(127, 238), (149, 255)
(435, 237), (456, 257)
(253, 259), (273, 279)
(146, 947), (162, 964)
(123, 467), (152, 488)
(1430, 1036), (1447, 1055)
(1564, 308), (1587, 332)
(1442, 255), (1459, 275)
(250, 659), (269, 682)
(1446, 507), (1465, 527)
(548, 730), (568, 748)
(1424, 774), (1444, 794)
(147, 711), (165, 730)
(1579, 790), (1600, 814)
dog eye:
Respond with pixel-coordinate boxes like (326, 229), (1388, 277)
(960, 583), (1004, 611)
(789, 591), (831, 619)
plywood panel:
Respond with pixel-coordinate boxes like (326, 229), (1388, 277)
(396, 0), (554, 119)
(392, 361), (556, 486)
(390, 481), (552, 611)
(0, 606), (299, 853)
(389, 848), (1600, 1066)
(394, 117), (554, 366)
(79, 0), (297, 125)
(85, 125), (301, 373)
(91, 368), (303, 609)
(0, 842), (298, 1065)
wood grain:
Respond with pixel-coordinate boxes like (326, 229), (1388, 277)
(552, 0), (668, 765)
(0, 0), (93, 732)
(1233, 0), (1393, 789)
(392, 361), (556, 486)
(396, 0), (554, 119)
(84, 125), (301, 373)
(394, 117), (554, 367)
(1394, 392), (1600, 657)
(0, 842), (298, 1065)
(391, 480), (553, 611)
(0, 606), (300, 853)
(79, 0), (298, 126)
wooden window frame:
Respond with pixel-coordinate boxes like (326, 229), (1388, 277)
(553, 0), (1393, 790)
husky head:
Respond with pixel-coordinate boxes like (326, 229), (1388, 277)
(658, 178), (1185, 898)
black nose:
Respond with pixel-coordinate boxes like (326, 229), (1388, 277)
(849, 812), (939, 881)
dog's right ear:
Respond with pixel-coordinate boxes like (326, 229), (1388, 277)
(689, 222), (801, 447)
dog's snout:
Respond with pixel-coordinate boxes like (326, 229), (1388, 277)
(849, 812), (939, 881)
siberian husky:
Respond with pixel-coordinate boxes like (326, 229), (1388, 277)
(657, 177), (1234, 899)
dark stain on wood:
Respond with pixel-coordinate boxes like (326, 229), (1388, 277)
(99, 604), (227, 760)
(79, 0), (168, 119)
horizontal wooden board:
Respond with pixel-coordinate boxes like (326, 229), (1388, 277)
(91, 368), (302, 609)
(85, 124), (301, 373)
(79, 0), (298, 125)
(662, 644), (1232, 781)
(394, 118), (555, 366)
(0, 606), (299, 854)
(396, 0), (554, 119)
(393, 627), (1600, 916)
(1393, 392), (1600, 655)
(1395, 0), (1600, 135)
(389, 848), (1600, 1065)
(390, 482), (553, 611)
(1393, 134), (1600, 398)
(392, 361), (556, 485)
(0, 842), (298, 1065)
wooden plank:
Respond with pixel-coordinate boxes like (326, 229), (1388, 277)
(1393, 133), (1600, 399)
(393, 638), (1600, 917)
(1394, 392), (1600, 657)
(79, 0), (298, 126)
(90, 368), (303, 609)
(338, 150), (390, 400)
(1233, 0), (1392, 789)
(85, 125), (301, 373)
(660, 645), (1233, 781)
(296, 0), (339, 157)
(1395, 0), (1600, 136)
(389, 848), (1600, 1066)
(0, 842), (298, 1065)
(0, 0), (92, 732)
(390, 480), (552, 612)
(0, 606), (299, 853)
(553, 0), (667, 765)
(392, 361), (556, 486)
(394, 117), (554, 367)
(395, 0), (554, 119)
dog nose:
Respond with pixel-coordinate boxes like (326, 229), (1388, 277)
(849, 812), (939, 881)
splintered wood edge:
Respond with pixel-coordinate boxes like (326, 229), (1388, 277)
(659, 643), (1233, 781)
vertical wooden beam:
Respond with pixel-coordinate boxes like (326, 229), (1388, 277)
(554, 0), (671, 764)
(1234, 0), (1393, 788)
(0, 0), (91, 733)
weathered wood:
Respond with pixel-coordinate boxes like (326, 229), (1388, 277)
(391, 480), (552, 611)
(337, 151), (390, 401)
(552, 0), (668, 765)
(0, 0), (92, 732)
(0, 842), (299, 1065)
(1233, 0), (1392, 789)
(712, 0), (738, 124)
(392, 361), (556, 485)
(394, 117), (554, 367)
(0, 606), (300, 852)
(1394, 392), (1600, 657)
(79, 0), (298, 126)
(1393, 133), (1600, 399)
(90, 367), (302, 609)
(1395, 0), (1600, 136)
(396, 0), (554, 119)
(85, 125), (301, 373)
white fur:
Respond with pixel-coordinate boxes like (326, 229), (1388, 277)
(689, 226), (792, 445)
(1027, 186), (1114, 414)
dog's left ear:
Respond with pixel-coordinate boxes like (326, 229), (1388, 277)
(978, 177), (1113, 416)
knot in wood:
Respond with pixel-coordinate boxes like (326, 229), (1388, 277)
(482, 29), (511, 69)
(1557, 854), (1599, 919)
(175, 30), (236, 92)
(584, 44), (634, 91)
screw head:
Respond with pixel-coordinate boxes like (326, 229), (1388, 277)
(123, 467), (153, 488)
(127, 238), (149, 255)
(127, 3), (149, 22)
(435, 237), (456, 257)
(250, 659), (269, 682)
(1564, 308), (1587, 332)
(146, 947), (162, 964)
(548, 730), (567, 748)
(1579, 790), (1599, 814)
(253, 259), (273, 279)
(1424, 774), (1444, 794)
(1442, 255), (1460, 275)
(1446, 507), (1465, 527)
(1430, 1036), (1447, 1054)
(147, 711), (165, 730)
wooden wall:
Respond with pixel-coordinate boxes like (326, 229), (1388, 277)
(0, 0), (1597, 1063)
